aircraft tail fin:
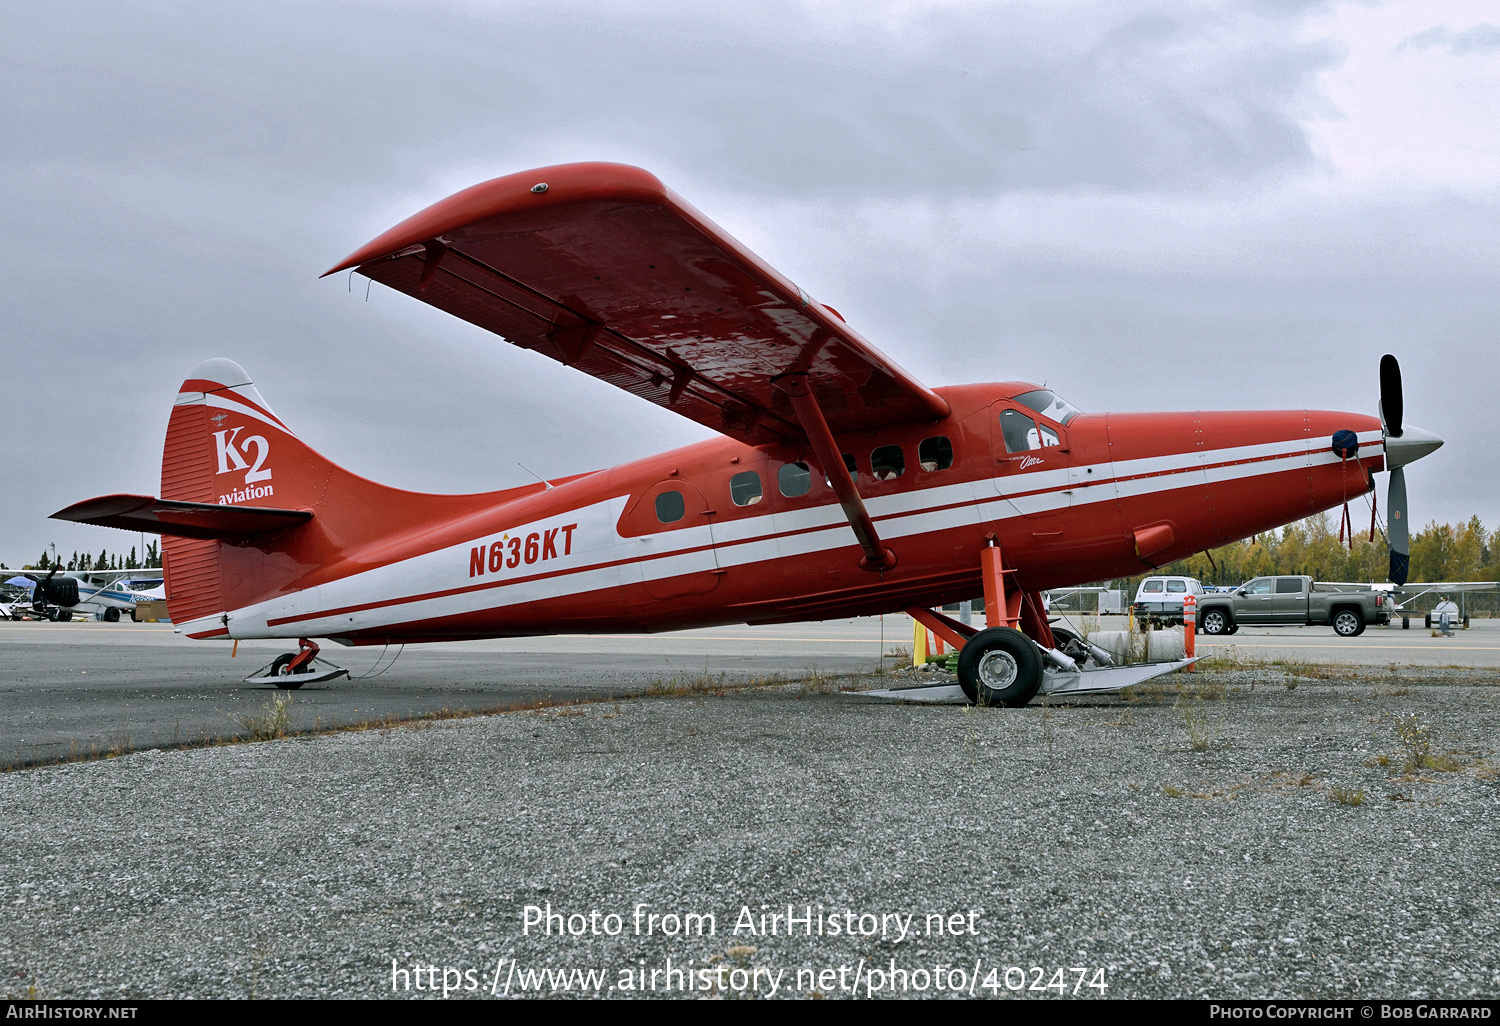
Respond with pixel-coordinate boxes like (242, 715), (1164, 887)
(157, 358), (337, 628)
(142, 359), (538, 637)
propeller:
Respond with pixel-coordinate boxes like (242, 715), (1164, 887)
(32, 567), (57, 610)
(1378, 355), (1442, 586)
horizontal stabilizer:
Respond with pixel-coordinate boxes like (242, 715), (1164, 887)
(52, 494), (312, 541)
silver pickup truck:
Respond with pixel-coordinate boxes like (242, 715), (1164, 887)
(1196, 576), (1392, 637)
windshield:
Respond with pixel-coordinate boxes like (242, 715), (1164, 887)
(1012, 389), (1082, 425)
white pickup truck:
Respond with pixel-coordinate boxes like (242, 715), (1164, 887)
(1131, 576), (1203, 630)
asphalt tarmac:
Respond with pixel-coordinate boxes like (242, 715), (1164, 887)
(2, 615), (1496, 768)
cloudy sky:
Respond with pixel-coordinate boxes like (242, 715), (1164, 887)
(2, 0), (1496, 568)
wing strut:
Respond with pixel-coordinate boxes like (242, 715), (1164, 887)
(773, 374), (896, 572)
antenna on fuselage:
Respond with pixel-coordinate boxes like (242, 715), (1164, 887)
(517, 463), (553, 490)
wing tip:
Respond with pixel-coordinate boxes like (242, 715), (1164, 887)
(322, 162), (668, 277)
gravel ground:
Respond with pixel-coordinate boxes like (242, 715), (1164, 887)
(1, 666), (1497, 1000)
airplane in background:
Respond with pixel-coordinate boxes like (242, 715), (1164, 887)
(52, 163), (1444, 704)
(3, 568), (164, 621)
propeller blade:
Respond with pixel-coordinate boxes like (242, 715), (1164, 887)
(1388, 465), (1409, 585)
(1379, 354), (1404, 438)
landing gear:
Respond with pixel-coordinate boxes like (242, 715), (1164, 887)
(103, 607), (120, 623)
(956, 627), (1042, 707)
(268, 638), (321, 690)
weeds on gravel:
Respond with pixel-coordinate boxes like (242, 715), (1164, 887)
(1194, 650), (1360, 681)
(234, 695), (293, 741)
(961, 705), (980, 764)
(1174, 685), (1225, 753)
(1368, 712), (1470, 778)
(1329, 785), (1366, 806)
(1040, 697), (1057, 770)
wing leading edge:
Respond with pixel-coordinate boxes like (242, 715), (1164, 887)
(325, 162), (948, 447)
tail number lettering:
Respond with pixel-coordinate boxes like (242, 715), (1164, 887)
(469, 524), (577, 578)
(213, 427), (272, 484)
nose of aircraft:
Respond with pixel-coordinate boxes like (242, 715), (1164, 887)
(1385, 424), (1443, 469)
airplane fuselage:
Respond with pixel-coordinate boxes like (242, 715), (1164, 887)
(182, 382), (1384, 644)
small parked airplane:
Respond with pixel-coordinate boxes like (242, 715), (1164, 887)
(52, 163), (1443, 704)
(3, 568), (164, 621)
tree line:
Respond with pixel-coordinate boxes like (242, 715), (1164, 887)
(17, 541), (161, 572)
(1126, 514), (1498, 613)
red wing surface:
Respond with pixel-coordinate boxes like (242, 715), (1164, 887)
(326, 163), (948, 445)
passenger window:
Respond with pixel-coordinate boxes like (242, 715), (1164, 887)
(1143, 580), (1165, 593)
(778, 461), (812, 497)
(826, 453), (857, 487)
(999, 409), (1060, 453)
(870, 445), (904, 481)
(1275, 578), (1303, 594)
(1166, 580), (1186, 593)
(729, 471), (763, 506)
(655, 490), (685, 524)
(1244, 579), (1272, 595)
(918, 436), (953, 471)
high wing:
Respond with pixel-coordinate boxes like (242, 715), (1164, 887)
(325, 162), (949, 447)
(53, 494), (313, 541)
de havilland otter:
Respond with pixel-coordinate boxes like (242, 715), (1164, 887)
(54, 163), (1443, 705)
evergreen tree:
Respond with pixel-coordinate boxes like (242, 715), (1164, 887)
(147, 540), (159, 566)
(37, 552), (50, 570)
(97, 549), (108, 571)
(68, 552), (78, 570)
(127, 547), (137, 570)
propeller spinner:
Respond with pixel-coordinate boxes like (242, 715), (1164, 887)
(1378, 355), (1443, 585)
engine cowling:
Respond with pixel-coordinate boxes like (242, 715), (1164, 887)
(36, 578), (80, 607)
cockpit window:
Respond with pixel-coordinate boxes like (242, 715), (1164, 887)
(1013, 389), (1082, 425)
(999, 409), (1061, 454)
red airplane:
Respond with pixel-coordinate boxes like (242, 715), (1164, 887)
(54, 163), (1443, 705)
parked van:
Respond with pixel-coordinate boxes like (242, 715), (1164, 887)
(1132, 576), (1203, 630)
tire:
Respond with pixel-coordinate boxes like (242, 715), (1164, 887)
(1424, 614), (1432, 630)
(1402, 616), (1410, 630)
(103, 607), (120, 623)
(47, 607), (61, 622)
(957, 627), (1042, 707)
(1225, 623), (1239, 635)
(1333, 608), (1365, 637)
(1200, 608), (1232, 636)
(269, 653), (306, 690)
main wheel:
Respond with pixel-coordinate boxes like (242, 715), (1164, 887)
(1333, 609), (1365, 637)
(103, 607), (120, 623)
(48, 607), (63, 622)
(1402, 616), (1410, 630)
(269, 653), (306, 690)
(957, 627), (1042, 707)
(1424, 613), (1432, 630)
(1200, 609), (1232, 636)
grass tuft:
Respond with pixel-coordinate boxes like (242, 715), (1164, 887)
(234, 695), (293, 741)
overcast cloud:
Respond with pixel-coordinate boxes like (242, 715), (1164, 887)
(1, 0), (1496, 567)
